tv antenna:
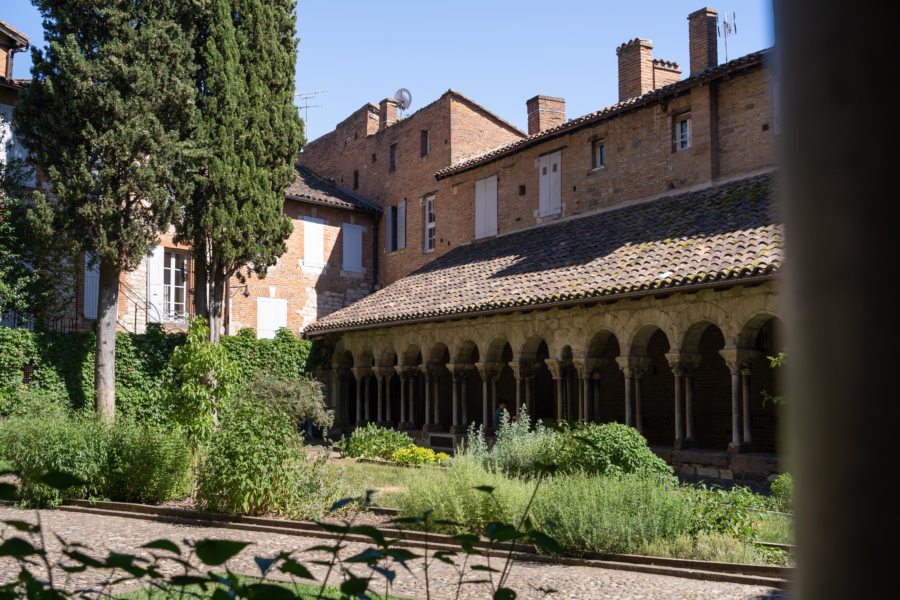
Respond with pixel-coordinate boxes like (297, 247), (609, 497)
(717, 11), (737, 62)
(394, 88), (412, 117)
(295, 90), (329, 127)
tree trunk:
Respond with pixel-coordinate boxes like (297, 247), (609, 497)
(193, 240), (209, 321)
(94, 257), (119, 423)
(208, 265), (225, 343)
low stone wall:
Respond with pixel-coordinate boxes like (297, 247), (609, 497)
(653, 447), (780, 481)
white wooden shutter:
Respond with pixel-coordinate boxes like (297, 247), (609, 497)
(538, 154), (550, 216)
(303, 217), (325, 267)
(342, 224), (363, 272)
(475, 178), (485, 238)
(549, 151), (562, 214)
(83, 254), (100, 320)
(485, 175), (497, 237)
(146, 245), (164, 323)
(385, 208), (393, 252)
(256, 297), (287, 339)
(397, 200), (406, 249)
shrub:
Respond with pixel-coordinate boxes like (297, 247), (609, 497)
(339, 424), (413, 460)
(769, 472), (793, 512)
(471, 405), (559, 478)
(531, 474), (694, 554)
(554, 422), (675, 480)
(390, 446), (449, 465)
(247, 375), (333, 435)
(220, 327), (312, 381)
(398, 455), (530, 534)
(0, 413), (192, 506)
(0, 413), (109, 506)
(686, 484), (766, 541)
(196, 397), (341, 518)
(105, 421), (192, 503)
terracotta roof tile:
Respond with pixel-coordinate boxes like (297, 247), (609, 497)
(285, 164), (381, 213)
(305, 174), (780, 335)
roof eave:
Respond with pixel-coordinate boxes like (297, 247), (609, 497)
(285, 194), (382, 215)
(303, 272), (778, 338)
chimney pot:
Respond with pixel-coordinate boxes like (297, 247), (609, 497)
(526, 95), (566, 135)
(688, 7), (719, 74)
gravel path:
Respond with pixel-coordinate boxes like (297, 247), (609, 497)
(0, 506), (785, 599)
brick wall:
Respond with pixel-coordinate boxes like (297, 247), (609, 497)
(228, 201), (377, 335)
(442, 63), (775, 242)
(300, 91), (524, 285)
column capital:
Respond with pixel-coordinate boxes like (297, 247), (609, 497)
(474, 361), (503, 379)
(665, 352), (702, 375)
(336, 366), (353, 378)
(351, 367), (373, 379)
(373, 366), (393, 380)
(571, 357), (599, 377)
(615, 356), (651, 378)
(447, 362), (473, 379)
(544, 358), (563, 380)
(395, 365), (421, 379)
(719, 347), (756, 374)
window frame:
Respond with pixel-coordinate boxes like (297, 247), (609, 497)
(162, 249), (190, 322)
(423, 194), (436, 253)
(352, 169), (359, 190)
(591, 139), (606, 170)
(674, 114), (692, 151)
(421, 130), (431, 157)
(302, 216), (326, 268)
(389, 143), (398, 172)
(342, 223), (364, 273)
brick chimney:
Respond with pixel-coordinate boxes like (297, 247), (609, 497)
(688, 7), (718, 74)
(652, 59), (682, 88)
(378, 98), (398, 131)
(617, 38), (655, 102)
(526, 95), (566, 135)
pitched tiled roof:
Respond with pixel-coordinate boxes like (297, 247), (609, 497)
(435, 50), (771, 180)
(305, 174), (781, 334)
(285, 164), (381, 213)
(0, 20), (29, 47)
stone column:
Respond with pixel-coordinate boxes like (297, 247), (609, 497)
(545, 359), (564, 421)
(741, 365), (753, 448)
(509, 362), (523, 418)
(720, 348), (751, 453)
(461, 369), (469, 427)
(592, 375), (601, 424)
(397, 368), (408, 429)
(634, 369), (644, 433)
(624, 371), (633, 426)
(364, 375), (371, 423)
(491, 374), (499, 422)
(524, 369), (534, 416)
(422, 366), (432, 429)
(475, 362), (491, 430)
(573, 358), (597, 423)
(450, 367), (460, 431)
(409, 372), (417, 428)
(433, 374), (441, 430)
(566, 371), (575, 420)
(376, 372), (385, 423)
(385, 373), (393, 423)
(684, 370), (695, 443)
(353, 369), (364, 426)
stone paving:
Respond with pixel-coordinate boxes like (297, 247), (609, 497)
(0, 507), (786, 599)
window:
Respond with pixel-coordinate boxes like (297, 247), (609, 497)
(1, 103), (36, 187)
(420, 130), (431, 157)
(675, 115), (691, 151)
(256, 297), (287, 339)
(303, 217), (325, 267)
(538, 150), (562, 216)
(385, 200), (406, 252)
(475, 175), (498, 239)
(423, 194), (436, 252)
(353, 169), (359, 190)
(342, 223), (363, 272)
(591, 140), (606, 169)
(389, 143), (397, 172)
(163, 249), (189, 321)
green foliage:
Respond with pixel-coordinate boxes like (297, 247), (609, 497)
(338, 424), (414, 460)
(0, 414), (190, 506)
(0, 153), (36, 316)
(637, 533), (763, 565)
(106, 421), (192, 504)
(465, 410), (673, 481)
(398, 455), (531, 535)
(220, 328), (312, 381)
(183, 0), (304, 326)
(769, 472), (793, 512)
(246, 374), (333, 435)
(169, 318), (239, 448)
(390, 446), (450, 465)
(196, 397), (341, 518)
(554, 422), (675, 480)
(686, 484), (766, 542)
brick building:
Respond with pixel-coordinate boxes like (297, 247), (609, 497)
(302, 7), (783, 479)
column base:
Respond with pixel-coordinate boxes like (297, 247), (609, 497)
(449, 425), (467, 434)
(424, 423), (446, 432)
(727, 441), (744, 454)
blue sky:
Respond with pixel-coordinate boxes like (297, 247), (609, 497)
(5, 1), (773, 142)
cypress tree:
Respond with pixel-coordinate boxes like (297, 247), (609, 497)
(14, 1), (198, 421)
(184, 0), (304, 341)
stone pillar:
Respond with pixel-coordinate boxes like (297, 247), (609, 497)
(672, 365), (684, 445)
(433, 374), (441, 429)
(720, 348), (751, 453)
(592, 376), (601, 424)
(624, 372), (633, 426)
(409, 373), (417, 428)
(509, 362), (523, 418)
(398, 368), (408, 429)
(491, 375), (499, 422)
(741, 365), (753, 448)
(545, 359), (564, 421)
(364, 375), (371, 423)
(634, 369), (644, 433)
(572, 358), (596, 423)
(461, 370), (469, 427)
(376, 372), (385, 423)
(475, 362), (491, 429)
(353, 370), (364, 426)
(450, 369), (460, 430)
(685, 371), (695, 443)
(422, 366), (432, 429)
(386, 373), (393, 423)
(566, 371), (575, 420)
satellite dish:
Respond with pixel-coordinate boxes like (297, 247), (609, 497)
(394, 88), (412, 111)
